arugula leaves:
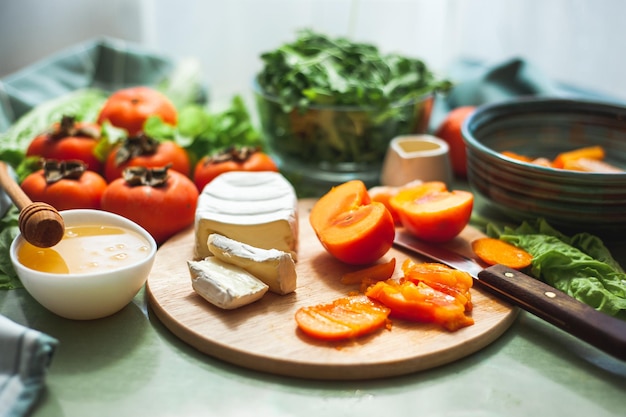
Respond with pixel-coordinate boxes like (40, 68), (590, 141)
(256, 29), (451, 111)
(254, 29), (451, 168)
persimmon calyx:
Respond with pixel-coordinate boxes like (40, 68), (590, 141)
(115, 133), (159, 166)
(203, 145), (261, 166)
(122, 164), (171, 187)
(49, 115), (100, 141)
(42, 159), (87, 184)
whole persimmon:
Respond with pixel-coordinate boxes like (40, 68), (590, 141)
(26, 115), (103, 173)
(435, 106), (476, 178)
(97, 86), (177, 136)
(20, 160), (107, 211)
(194, 146), (278, 192)
(310, 180), (395, 265)
(101, 166), (199, 244)
(104, 134), (190, 182)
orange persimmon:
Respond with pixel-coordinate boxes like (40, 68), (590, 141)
(310, 180), (395, 265)
(365, 279), (474, 331)
(368, 180), (423, 225)
(552, 145), (605, 169)
(471, 237), (533, 270)
(390, 182), (473, 243)
(294, 295), (391, 341)
(401, 259), (473, 312)
(434, 106), (476, 177)
(501, 151), (534, 163)
(341, 257), (396, 292)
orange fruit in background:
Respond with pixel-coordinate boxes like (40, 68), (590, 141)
(97, 86), (178, 136)
(434, 106), (476, 178)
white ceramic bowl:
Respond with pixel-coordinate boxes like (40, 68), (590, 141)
(10, 209), (157, 320)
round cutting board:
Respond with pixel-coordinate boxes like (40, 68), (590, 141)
(146, 199), (518, 380)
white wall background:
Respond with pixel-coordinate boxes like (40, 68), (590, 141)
(1, 0), (624, 105)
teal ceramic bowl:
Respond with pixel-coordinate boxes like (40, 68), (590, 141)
(462, 97), (626, 237)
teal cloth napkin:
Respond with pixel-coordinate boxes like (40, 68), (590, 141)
(0, 37), (175, 133)
(429, 57), (623, 131)
(0, 315), (58, 417)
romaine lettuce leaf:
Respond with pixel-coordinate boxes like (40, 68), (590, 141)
(487, 218), (626, 319)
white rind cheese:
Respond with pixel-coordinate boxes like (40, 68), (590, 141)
(207, 233), (297, 295)
(187, 257), (269, 309)
(194, 171), (299, 261)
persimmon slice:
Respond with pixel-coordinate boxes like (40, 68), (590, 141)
(341, 258), (396, 285)
(365, 279), (474, 331)
(401, 259), (473, 312)
(310, 180), (395, 265)
(295, 295), (391, 341)
(390, 182), (474, 242)
(471, 237), (533, 270)
(552, 145), (604, 169)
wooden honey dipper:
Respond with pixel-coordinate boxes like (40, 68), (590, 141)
(0, 161), (65, 248)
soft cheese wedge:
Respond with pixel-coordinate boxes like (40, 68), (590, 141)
(194, 171), (298, 261)
(207, 233), (297, 295)
(187, 257), (269, 309)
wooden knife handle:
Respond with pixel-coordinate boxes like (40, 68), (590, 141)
(478, 264), (626, 361)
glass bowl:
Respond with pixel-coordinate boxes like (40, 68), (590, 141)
(254, 84), (434, 197)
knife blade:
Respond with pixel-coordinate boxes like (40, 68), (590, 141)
(394, 230), (626, 361)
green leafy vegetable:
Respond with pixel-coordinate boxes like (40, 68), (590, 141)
(144, 95), (263, 166)
(0, 206), (21, 289)
(487, 218), (626, 319)
(254, 29), (451, 167)
(256, 29), (451, 110)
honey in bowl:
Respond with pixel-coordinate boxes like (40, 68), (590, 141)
(17, 225), (152, 274)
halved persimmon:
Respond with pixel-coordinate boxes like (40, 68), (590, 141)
(310, 180), (395, 265)
(390, 182), (473, 242)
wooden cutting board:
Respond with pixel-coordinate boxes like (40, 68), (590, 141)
(146, 199), (517, 380)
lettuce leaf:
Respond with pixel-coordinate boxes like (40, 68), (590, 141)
(487, 218), (626, 319)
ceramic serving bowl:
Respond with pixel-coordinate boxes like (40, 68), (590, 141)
(10, 209), (157, 320)
(254, 83), (434, 196)
(462, 97), (626, 237)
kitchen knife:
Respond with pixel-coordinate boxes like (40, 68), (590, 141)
(394, 231), (626, 361)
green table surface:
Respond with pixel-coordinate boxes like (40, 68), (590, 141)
(2, 186), (626, 417)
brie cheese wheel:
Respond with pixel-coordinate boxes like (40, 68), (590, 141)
(187, 257), (269, 309)
(194, 171), (298, 261)
(207, 233), (297, 295)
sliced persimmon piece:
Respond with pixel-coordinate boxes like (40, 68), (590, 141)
(310, 180), (395, 265)
(369, 180), (424, 225)
(365, 279), (474, 331)
(471, 237), (533, 270)
(561, 157), (623, 173)
(552, 145), (605, 169)
(341, 257), (396, 285)
(390, 182), (474, 242)
(501, 150), (534, 163)
(401, 259), (473, 312)
(294, 295), (391, 341)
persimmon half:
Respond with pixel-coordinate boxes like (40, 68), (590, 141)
(309, 180), (395, 265)
(390, 181), (473, 242)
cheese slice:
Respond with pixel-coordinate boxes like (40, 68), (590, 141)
(187, 257), (269, 309)
(194, 171), (298, 261)
(207, 233), (297, 295)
